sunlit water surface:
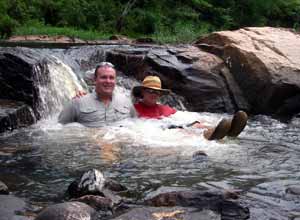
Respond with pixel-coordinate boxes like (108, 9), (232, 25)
(0, 112), (299, 220)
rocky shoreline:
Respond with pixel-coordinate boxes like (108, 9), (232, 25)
(0, 169), (251, 220)
(2, 168), (299, 220)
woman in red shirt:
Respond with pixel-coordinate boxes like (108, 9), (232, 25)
(132, 75), (248, 140)
(133, 76), (176, 119)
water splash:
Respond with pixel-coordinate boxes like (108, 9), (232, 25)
(89, 111), (232, 156)
(35, 55), (85, 118)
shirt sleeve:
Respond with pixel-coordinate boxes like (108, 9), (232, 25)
(162, 105), (177, 117)
(130, 104), (137, 118)
(58, 100), (78, 124)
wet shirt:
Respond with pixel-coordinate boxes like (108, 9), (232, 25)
(134, 102), (176, 119)
(58, 91), (135, 127)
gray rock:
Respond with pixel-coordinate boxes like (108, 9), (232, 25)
(144, 188), (249, 220)
(286, 186), (300, 195)
(104, 178), (127, 192)
(107, 45), (247, 113)
(68, 169), (106, 198)
(0, 99), (35, 133)
(0, 195), (30, 220)
(0, 180), (9, 194)
(78, 169), (105, 194)
(0, 47), (50, 120)
(35, 202), (95, 220)
(192, 150), (208, 160)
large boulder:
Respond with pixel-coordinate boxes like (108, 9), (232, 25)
(0, 47), (50, 120)
(107, 45), (249, 113)
(195, 27), (300, 117)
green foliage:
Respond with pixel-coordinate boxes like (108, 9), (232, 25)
(122, 9), (157, 34)
(6, 0), (30, 23)
(152, 21), (213, 43)
(15, 21), (111, 40)
(0, 0), (298, 43)
(0, 15), (18, 39)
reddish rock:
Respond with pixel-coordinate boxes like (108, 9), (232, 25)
(71, 195), (113, 210)
(109, 35), (132, 43)
(196, 27), (300, 116)
(8, 35), (86, 43)
(111, 207), (220, 220)
(143, 188), (249, 220)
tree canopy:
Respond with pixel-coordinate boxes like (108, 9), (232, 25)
(0, 0), (299, 40)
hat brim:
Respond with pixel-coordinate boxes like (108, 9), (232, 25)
(132, 86), (170, 98)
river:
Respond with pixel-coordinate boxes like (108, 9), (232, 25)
(0, 47), (299, 220)
(0, 111), (299, 219)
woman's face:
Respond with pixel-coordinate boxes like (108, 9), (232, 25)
(141, 88), (161, 106)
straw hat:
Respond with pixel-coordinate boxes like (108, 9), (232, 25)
(132, 76), (170, 98)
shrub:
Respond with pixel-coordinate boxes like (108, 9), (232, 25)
(0, 15), (18, 39)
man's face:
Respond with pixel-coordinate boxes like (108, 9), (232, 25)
(95, 66), (116, 97)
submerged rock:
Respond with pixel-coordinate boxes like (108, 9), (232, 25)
(104, 178), (128, 192)
(192, 150), (208, 160)
(286, 186), (300, 195)
(144, 188), (249, 220)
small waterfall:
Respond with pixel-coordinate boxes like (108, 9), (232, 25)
(35, 55), (86, 118)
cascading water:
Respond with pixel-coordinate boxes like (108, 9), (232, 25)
(34, 55), (85, 118)
(0, 46), (299, 220)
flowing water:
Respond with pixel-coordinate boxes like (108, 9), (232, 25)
(0, 47), (299, 220)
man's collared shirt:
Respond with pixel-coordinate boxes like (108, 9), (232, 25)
(58, 91), (135, 127)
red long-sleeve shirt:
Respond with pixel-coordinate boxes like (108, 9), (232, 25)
(134, 102), (176, 119)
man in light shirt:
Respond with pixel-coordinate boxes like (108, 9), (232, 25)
(58, 62), (135, 127)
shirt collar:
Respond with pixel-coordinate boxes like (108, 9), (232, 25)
(92, 90), (115, 101)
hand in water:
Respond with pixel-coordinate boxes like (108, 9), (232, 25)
(73, 90), (87, 99)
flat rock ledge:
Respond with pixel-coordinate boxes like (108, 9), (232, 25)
(0, 99), (35, 133)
